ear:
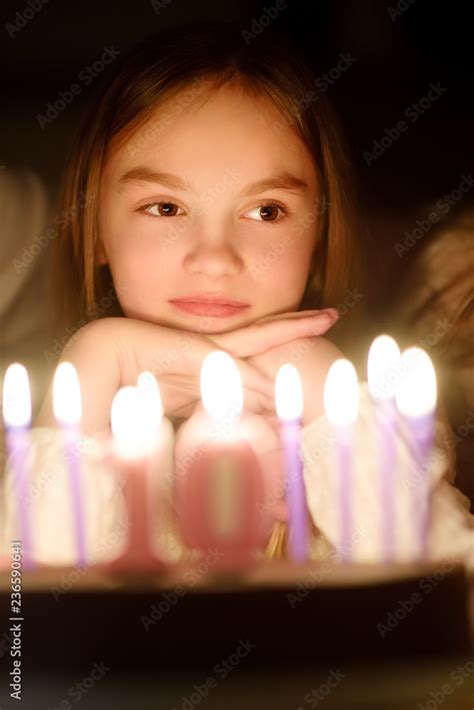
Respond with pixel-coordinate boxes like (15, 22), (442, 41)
(95, 239), (108, 265)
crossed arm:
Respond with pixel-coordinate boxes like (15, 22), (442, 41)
(35, 312), (341, 437)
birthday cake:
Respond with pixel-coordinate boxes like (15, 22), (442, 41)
(1, 352), (474, 668)
(1, 374), (474, 567)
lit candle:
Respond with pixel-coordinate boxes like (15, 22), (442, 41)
(174, 351), (267, 568)
(53, 362), (86, 568)
(367, 335), (401, 562)
(395, 347), (437, 559)
(107, 371), (173, 571)
(323, 359), (359, 563)
(275, 363), (308, 563)
(2, 364), (34, 569)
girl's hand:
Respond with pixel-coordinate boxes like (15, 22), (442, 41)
(245, 333), (345, 425)
(209, 308), (339, 359)
(116, 318), (279, 420)
(153, 308), (338, 420)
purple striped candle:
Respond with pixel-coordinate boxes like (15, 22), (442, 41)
(367, 335), (401, 562)
(395, 347), (437, 560)
(2, 364), (34, 570)
(323, 359), (359, 563)
(275, 364), (308, 563)
(53, 362), (87, 568)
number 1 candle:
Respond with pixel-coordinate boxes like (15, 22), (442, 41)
(107, 371), (173, 571)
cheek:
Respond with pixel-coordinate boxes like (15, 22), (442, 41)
(106, 236), (172, 306)
(252, 232), (315, 296)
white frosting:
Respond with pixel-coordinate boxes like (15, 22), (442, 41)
(301, 382), (474, 569)
(1, 395), (473, 573)
(1, 427), (128, 566)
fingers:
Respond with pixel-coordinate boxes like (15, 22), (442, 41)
(236, 358), (276, 403)
(255, 308), (339, 325)
(213, 309), (339, 358)
(242, 389), (275, 416)
(145, 329), (276, 419)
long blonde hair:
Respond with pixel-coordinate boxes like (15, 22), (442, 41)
(51, 20), (364, 351)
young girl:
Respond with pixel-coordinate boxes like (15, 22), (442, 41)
(20, 21), (474, 565)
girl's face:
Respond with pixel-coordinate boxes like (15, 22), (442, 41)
(98, 82), (321, 334)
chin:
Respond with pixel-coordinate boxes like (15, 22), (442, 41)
(172, 313), (260, 335)
(126, 304), (262, 334)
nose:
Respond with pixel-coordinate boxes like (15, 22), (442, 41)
(183, 225), (243, 279)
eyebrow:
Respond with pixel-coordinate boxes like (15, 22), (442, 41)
(117, 166), (309, 196)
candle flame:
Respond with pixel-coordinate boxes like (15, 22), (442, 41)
(3, 363), (32, 428)
(200, 351), (243, 422)
(395, 347), (437, 418)
(367, 334), (401, 400)
(53, 362), (82, 425)
(111, 373), (164, 458)
(111, 386), (143, 458)
(323, 359), (359, 426)
(275, 363), (303, 421)
(136, 370), (164, 427)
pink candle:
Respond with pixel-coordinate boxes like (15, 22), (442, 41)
(323, 359), (359, 563)
(395, 347), (437, 560)
(174, 351), (267, 569)
(2, 364), (34, 570)
(275, 363), (308, 563)
(367, 335), (401, 562)
(105, 372), (174, 572)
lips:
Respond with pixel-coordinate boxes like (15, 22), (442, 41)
(168, 293), (250, 317)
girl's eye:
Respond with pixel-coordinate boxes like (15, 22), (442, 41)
(139, 202), (184, 217)
(246, 203), (287, 223)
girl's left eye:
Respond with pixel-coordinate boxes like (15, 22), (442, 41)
(138, 202), (184, 217)
(246, 203), (288, 223)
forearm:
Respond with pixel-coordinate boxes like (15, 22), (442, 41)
(34, 316), (204, 435)
(35, 319), (122, 438)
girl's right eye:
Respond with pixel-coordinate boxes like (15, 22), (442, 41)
(138, 202), (184, 217)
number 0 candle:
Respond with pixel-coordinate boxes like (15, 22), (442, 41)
(174, 351), (266, 567)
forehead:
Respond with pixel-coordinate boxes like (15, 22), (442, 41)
(104, 83), (319, 190)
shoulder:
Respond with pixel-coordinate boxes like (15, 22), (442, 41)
(248, 336), (344, 425)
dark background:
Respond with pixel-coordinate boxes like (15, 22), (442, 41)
(1, 0), (472, 206)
